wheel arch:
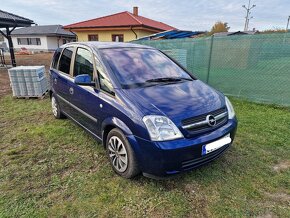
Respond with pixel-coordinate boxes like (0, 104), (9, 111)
(101, 117), (133, 148)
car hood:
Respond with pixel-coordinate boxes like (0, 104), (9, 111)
(121, 80), (225, 123)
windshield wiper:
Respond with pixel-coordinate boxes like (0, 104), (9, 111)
(145, 77), (192, 83)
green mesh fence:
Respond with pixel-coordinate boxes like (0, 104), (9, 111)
(134, 33), (290, 106)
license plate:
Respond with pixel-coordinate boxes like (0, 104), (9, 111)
(202, 134), (232, 155)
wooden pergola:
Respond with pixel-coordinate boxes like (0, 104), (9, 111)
(0, 10), (34, 67)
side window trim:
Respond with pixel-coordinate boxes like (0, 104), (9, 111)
(69, 47), (76, 77)
(94, 54), (115, 97)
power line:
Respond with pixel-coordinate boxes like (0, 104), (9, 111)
(242, 0), (256, 31)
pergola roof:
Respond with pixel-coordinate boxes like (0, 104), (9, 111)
(0, 10), (34, 67)
(0, 9), (34, 28)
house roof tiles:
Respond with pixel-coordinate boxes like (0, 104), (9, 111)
(64, 11), (176, 31)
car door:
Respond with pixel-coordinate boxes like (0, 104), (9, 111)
(52, 46), (75, 116)
(68, 46), (104, 137)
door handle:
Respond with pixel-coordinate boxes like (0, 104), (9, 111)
(69, 87), (74, 95)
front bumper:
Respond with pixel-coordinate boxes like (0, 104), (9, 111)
(127, 118), (238, 178)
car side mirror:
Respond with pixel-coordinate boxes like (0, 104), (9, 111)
(74, 74), (95, 86)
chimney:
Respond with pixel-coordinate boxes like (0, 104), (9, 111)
(133, 6), (138, 16)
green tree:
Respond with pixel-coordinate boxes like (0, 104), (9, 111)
(209, 21), (230, 35)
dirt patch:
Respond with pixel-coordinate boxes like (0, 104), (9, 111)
(4, 53), (53, 70)
(0, 69), (11, 97)
(257, 212), (278, 218)
(265, 192), (290, 202)
(183, 182), (211, 217)
(273, 160), (290, 172)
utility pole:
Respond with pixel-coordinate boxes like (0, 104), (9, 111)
(286, 16), (290, 32)
(242, 0), (256, 31)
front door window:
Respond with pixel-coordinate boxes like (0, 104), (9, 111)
(73, 47), (94, 80)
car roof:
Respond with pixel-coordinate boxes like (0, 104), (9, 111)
(61, 41), (154, 50)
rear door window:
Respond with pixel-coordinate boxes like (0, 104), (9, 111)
(58, 47), (74, 75)
(51, 48), (62, 69)
(73, 47), (94, 79)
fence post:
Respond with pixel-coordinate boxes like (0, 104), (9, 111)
(206, 35), (214, 84)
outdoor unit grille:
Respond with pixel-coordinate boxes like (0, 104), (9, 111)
(8, 66), (49, 97)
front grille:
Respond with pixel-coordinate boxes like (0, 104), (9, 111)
(181, 143), (230, 170)
(182, 107), (228, 135)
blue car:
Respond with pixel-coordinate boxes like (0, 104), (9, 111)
(49, 42), (238, 179)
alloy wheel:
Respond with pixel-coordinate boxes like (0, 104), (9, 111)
(108, 136), (128, 172)
(51, 97), (58, 117)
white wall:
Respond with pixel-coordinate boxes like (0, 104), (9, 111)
(46, 36), (69, 51)
(4, 35), (74, 52)
(46, 36), (58, 51)
(4, 35), (48, 51)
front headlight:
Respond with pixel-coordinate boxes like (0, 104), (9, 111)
(225, 96), (235, 119)
(142, 115), (183, 141)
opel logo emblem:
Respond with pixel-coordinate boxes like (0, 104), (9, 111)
(206, 114), (216, 127)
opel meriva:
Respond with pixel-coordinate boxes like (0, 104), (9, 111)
(49, 42), (238, 179)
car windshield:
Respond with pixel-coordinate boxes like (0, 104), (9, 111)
(100, 48), (193, 88)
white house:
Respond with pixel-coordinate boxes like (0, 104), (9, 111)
(3, 25), (76, 52)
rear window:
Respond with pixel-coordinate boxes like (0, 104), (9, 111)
(58, 47), (74, 75)
(100, 48), (191, 87)
(51, 48), (62, 69)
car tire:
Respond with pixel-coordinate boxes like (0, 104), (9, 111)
(106, 128), (140, 179)
(51, 94), (66, 119)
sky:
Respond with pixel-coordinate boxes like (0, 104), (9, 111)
(2, 0), (290, 32)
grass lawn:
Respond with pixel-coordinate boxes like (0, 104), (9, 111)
(0, 96), (289, 217)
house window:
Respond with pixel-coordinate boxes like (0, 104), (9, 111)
(17, 38), (27, 45)
(112, 34), (124, 42)
(36, 38), (41, 45)
(27, 38), (32, 45)
(88, 35), (98, 41)
(17, 38), (41, 45)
